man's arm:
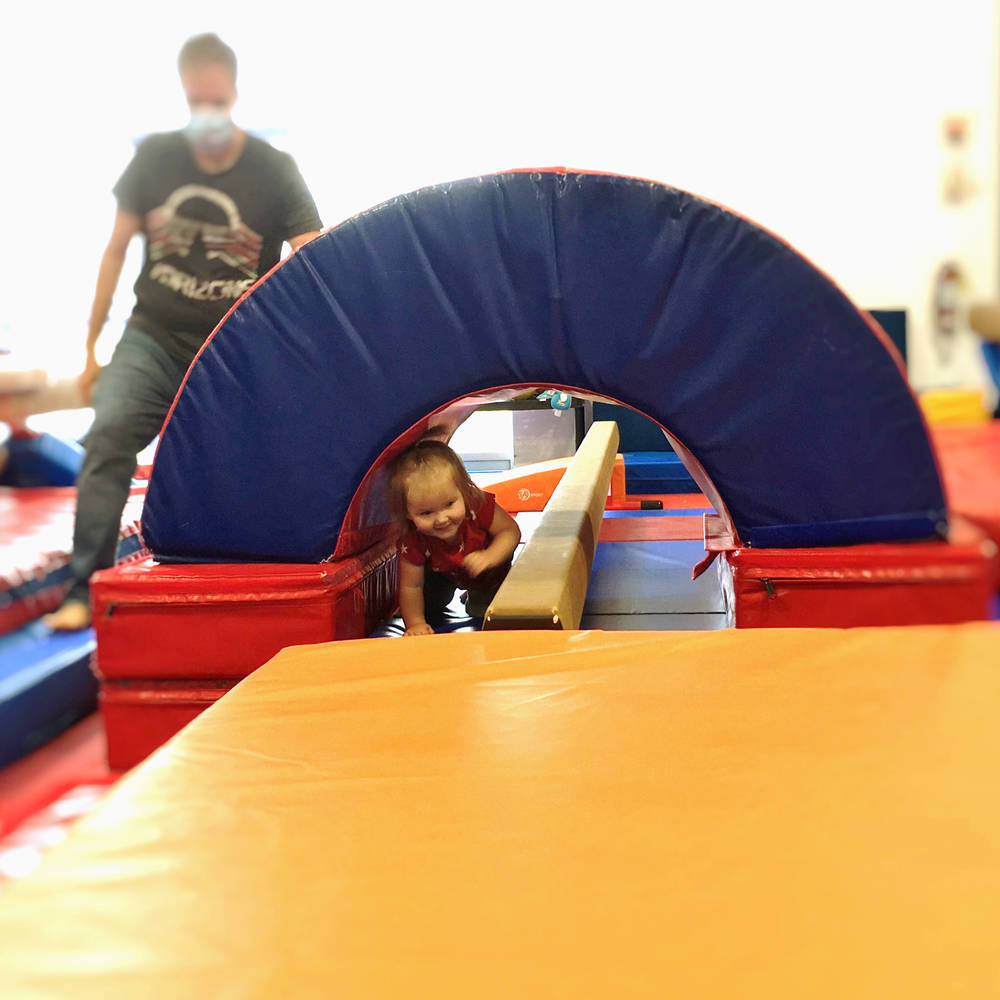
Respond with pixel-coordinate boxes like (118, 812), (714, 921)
(81, 208), (142, 403)
(287, 230), (321, 251)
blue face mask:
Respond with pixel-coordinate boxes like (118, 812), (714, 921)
(185, 105), (235, 154)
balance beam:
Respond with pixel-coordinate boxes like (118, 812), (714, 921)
(969, 302), (1000, 343)
(483, 421), (619, 630)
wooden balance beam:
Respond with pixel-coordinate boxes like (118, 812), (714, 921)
(483, 421), (619, 630)
(969, 303), (1000, 343)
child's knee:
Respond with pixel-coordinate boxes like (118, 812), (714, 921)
(422, 572), (456, 614)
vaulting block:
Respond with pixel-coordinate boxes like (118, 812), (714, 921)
(711, 515), (998, 628)
(484, 422), (618, 630)
(90, 541), (397, 769)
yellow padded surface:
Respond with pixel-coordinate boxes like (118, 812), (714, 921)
(919, 387), (990, 426)
(2, 624), (1000, 997)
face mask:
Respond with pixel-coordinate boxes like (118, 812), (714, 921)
(185, 104), (235, 154)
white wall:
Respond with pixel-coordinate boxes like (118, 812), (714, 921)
(1, 0), (996, 400)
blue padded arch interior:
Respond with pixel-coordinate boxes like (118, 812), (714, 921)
(142, 169), (946, 563)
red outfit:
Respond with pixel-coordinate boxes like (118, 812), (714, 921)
(399, 491), (509, 592)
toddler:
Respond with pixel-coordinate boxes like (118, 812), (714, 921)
(387, 440), (521, 636)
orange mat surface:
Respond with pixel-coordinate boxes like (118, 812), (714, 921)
(2, 625), (1000, 997)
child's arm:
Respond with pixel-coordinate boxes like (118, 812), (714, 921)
(462, 505), (521, 578)
(398, 558), (434, 637)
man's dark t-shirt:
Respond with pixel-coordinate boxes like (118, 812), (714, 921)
(113, 131), (321, 363)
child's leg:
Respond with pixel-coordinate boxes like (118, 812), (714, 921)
(423, 571), (456, 616)
(462, 589), (492, 619)
(463, 578), (507, 618)
(463, 562), (513, 618)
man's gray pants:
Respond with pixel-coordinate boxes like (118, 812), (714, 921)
(67, 325), (189, 606)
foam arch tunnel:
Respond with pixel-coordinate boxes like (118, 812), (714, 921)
(142, 169), (946, 564)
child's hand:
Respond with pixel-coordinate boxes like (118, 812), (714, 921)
(404, 622), (435, 637)
(462, 550), (494, 578)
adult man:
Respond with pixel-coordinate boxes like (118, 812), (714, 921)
(45, 33), (322, 629)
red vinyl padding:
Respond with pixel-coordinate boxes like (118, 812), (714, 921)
(719, 515), (998, 628)
(0, 488), (145, 636)
(931, 422), (1000, 548)
(90, 539), (399, 769)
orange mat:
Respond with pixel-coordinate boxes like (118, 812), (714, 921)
(2, 625), (1000, 997)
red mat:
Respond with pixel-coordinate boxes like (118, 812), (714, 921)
(932, 422), (1000, 547)
(0, 778), (117, 885)
(598, 514), (704, 543)
(0, 713), (115, 838)
(628, 492), (709, 509)
(718, 514), (998, 628)
(0, 486), (145, 635)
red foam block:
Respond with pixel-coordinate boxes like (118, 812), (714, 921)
(718, 515), (998, 628)
(100, 680), (235, 771)
(91, 540), (397, 682)
(91, 539), (398, 769)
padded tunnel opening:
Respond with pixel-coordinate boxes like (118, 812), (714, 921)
(333, 382), (736, 562)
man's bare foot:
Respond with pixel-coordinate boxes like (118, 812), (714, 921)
(43, 601), (92, 631)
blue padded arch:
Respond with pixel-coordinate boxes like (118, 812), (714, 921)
(142, 169), (946, 563)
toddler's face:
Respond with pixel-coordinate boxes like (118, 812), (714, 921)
(405, 467), (466, 543)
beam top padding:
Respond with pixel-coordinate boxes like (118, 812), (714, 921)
(142, 169), (945, 563)
(485, 421), (619, 630)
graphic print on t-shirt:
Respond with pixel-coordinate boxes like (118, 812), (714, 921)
(145, 184), (264, 302)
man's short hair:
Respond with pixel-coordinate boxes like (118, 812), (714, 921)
(177, 33), (237, 79)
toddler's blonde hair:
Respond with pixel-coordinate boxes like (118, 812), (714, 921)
(386, 440), (483, 530)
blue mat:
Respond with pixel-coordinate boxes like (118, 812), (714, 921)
(585, 539), (725, 616)
(0, 622), (97, 768)
(623, 452), (699, 494)
(0, 433), (83, 488)
(143, 170), (946, 562)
